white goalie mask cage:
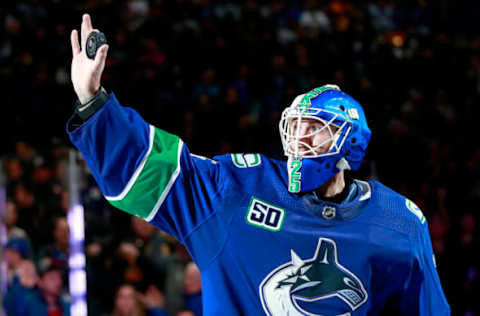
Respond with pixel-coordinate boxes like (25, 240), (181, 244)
(279, 93), (352, 160)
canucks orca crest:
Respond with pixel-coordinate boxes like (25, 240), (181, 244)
(280, 240), (366, 308)
(260, 238), (368, 315)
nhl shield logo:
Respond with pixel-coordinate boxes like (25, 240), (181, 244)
(260, 238), (368, 316)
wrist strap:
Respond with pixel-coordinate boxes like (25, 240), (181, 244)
(75, 87), (109, 121)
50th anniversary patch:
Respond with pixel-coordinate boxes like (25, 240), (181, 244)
(246, 197), (285, 232)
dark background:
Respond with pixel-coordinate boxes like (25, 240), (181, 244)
(2, 0), (480, 314)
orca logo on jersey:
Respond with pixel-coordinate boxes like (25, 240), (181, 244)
(260, 238), (368, 315)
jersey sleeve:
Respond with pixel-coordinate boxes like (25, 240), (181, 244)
(398, 220), (451, 315)
(67, 92), (226, 242)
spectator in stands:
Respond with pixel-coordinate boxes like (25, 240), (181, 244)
(174, 310), (194, 316)
(112, 283), (170, 316)
(4, 200), (30, 240)
(3, 237), (33, 284)
(12, 182), (38, 238)
(162, 243), (190, 315)
(110, 239), (158, 294)
(37, 216), (70, 279)
(3, 258), (70, 316)
(183, 262), (202, 316)
(3, 157), (24, 189)
(129, 216), (172, 281)
(117, 208), (186, 314)
(111, 284), (142, 316)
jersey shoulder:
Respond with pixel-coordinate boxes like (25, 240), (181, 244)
(214, 153), (265, 168)
(213, 153), (285, 172)
(213, 153), (287, 191)
(368, 181), (427, 237)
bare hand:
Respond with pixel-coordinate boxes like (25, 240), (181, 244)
(17, 260), (38, 288)
(70, 14), (109, 104)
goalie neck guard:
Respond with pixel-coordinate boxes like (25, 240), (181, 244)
(279, 85), (371, 193)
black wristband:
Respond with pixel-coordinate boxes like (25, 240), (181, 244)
(75, 87), (109, 121)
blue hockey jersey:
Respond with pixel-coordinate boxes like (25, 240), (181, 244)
(67, 93), (450, 315)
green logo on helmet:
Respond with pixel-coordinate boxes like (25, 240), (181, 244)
(299, 85), (339, 109)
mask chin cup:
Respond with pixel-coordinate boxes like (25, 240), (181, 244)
(287, 157), (340, 193)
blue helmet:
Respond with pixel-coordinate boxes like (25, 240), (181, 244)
(279, 85), (371, 193)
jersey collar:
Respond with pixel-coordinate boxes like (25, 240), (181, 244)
(302, 179), (371, 221)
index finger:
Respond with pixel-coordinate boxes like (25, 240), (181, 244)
(81, 14), (94, 51)
(71, 30), (80, 56)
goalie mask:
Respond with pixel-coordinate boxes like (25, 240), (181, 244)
(279, 85), (371, 193)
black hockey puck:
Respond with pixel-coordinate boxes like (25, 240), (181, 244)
(86, 32), (107, 59)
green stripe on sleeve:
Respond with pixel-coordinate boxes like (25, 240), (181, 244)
(107, 126), (182, 220)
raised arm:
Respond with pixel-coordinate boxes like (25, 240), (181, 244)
(67, 14), (226, 248)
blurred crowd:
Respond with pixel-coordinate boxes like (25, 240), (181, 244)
(1, 0), (480, 315)
(2, 141), (203, 315)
